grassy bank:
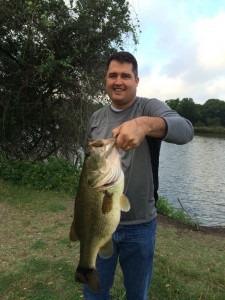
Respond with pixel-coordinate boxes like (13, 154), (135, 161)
(194, 126), (225, 134)
(0, 180), (225, 299)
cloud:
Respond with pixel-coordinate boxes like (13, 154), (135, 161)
(137, 70), (225, 102)
(137, 72), (188, 101)
(194, 12), (225, 71)
(133, 1), (225, 103)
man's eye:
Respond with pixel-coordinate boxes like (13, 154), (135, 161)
(109, 74), (116, 78)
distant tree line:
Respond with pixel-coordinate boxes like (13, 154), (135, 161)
(165, 98), (225, 127)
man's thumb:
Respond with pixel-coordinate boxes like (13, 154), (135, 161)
(112, 125), (121, 138)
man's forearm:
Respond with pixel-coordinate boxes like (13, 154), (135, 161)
(134, 116), (167, 139)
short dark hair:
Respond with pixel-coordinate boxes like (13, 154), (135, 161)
(106, 51), (138, 77)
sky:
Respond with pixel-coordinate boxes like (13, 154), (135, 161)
(127, 0), (225, 104)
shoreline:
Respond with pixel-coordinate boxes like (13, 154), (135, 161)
(157, 214), (225, 237)
(194, 126), (225, 135)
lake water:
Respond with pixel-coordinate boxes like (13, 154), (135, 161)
(158, 134), (225, 227)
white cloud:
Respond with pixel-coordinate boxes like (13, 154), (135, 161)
(194, 12), (225, 71)
(205, 77), (225, 100)
(137, 71), (225, 102)
(137, 71), (188, 101)
(132, 0), (225, 103)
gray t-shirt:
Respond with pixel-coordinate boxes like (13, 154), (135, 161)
(87, 97), (193, 224)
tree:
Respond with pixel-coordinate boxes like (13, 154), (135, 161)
(0, 0), (139, 160)
(194, 103), (205, 126)
(166, 97), (225, 127)
(203, 99), (225, 127)
(178, 98), (197, 124)
(165, 98), (180, 111)
(166, 98), (197, 124)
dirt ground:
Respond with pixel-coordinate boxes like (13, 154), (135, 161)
(0, 200), (224, 237)
(157, 213), (225, 238)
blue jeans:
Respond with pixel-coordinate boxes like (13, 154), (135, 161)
(83, 218), (156, 300)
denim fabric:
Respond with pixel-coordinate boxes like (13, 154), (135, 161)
(83, 218), (156, 300)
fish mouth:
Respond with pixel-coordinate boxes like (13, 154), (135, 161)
(94, 180), (117, 190)
(88, 177), (118, 189)
(87, 138), (116, 159)
(91, 167), (123, 190)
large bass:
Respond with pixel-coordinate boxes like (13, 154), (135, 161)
(69, 138), (130, 292)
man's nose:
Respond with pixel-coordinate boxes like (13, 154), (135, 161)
(114, 76), (122, 84)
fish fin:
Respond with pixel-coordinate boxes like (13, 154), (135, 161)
(120, 194), (131, 212)
(75, 266), (100, 292)
(69, 220), (78, 242)
(99, 239), (114, 259)
(102, 191), (113, 214)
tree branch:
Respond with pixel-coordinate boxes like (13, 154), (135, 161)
(177, 197), (200, 230)
(0, 45), (21, 64)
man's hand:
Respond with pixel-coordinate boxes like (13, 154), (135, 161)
(112, 117), (167, 151)
(112, 119), (146, 151)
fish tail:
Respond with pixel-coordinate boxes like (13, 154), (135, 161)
(75, 266), (100, 292)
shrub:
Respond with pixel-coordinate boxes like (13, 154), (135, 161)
(0, 153), (81, 195)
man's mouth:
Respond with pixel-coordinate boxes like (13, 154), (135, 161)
(114, 88), (124, 92)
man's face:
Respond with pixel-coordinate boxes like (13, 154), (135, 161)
(106, 60), (139, 109)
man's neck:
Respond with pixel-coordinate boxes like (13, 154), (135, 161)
(110, 104), (124, 112)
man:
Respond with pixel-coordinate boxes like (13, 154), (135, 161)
(83, 51), (194, 299)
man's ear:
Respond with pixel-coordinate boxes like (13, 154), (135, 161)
(135, 76), (139, 86)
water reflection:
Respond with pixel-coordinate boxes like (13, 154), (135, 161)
(158, 134), (225, 227)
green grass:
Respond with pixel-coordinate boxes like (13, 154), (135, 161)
(149, 227), (225, 300)
(0, 179), (224, 299)
(0, 180), (70, 213)
(156, 196), (200, 228)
